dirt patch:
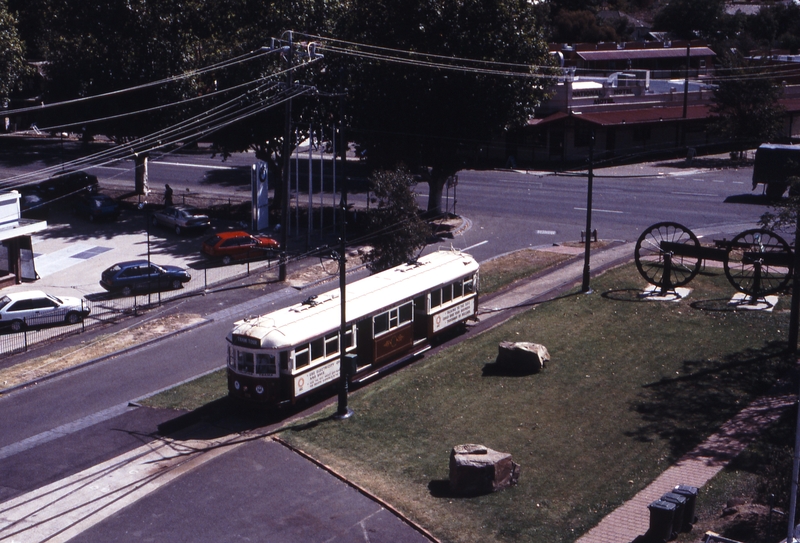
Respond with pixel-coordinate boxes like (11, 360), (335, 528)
(689, 501), (782, 543)
(286, 248), (370, 287)
(0, 313), (205, 391)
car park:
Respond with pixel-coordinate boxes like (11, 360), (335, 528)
(201, 230), (279, 265)
(73, 193), (120, 222)
(0, 290), (90, 332)
(100, 260), (191, 296)
(152, 205), (210, 234)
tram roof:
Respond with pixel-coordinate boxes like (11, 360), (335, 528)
(229, 250), (479, 349)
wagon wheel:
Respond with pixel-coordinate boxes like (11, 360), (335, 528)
(724, 229), (793, 297)
(634, 222), (701, 289)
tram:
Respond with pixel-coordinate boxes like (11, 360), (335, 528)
(225, 249), (480, 406)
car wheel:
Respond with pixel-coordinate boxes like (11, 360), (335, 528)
(175, 225), (182, 235)
(222, 255), (232, 265)
(10, 320), (23, 333)
(121, 286), (133, 297)
(65, 312), (81, 325)
(171, 279), (183, 290)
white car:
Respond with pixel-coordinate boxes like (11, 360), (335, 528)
(152, 206), (210, 235)
(0, 290), (90, 333)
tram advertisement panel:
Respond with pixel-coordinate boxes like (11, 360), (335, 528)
(294, 359), (340, 397)
(432, 298), (475, 333)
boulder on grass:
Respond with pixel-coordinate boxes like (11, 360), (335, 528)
(449, 444), (520, 496)
(496, 341), (549, 373)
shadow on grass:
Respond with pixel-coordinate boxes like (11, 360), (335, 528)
(601, 288), (651, 302)
(626, 341), (792, 461)
(481, 362), (542, 377)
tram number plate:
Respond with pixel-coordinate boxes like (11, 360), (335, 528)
(294, 359), (340, 397)
(432, 298), (475, 333)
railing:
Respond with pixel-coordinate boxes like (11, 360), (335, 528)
(0, 256), (279, 358)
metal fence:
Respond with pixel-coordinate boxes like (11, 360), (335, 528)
(0, 256), (279, 358)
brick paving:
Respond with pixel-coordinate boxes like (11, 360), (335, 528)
(577, 393), (797, 543)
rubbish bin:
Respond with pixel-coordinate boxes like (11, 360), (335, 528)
(661, 492), (688, 537)
(647, 499), (677, 543)
(672, 484), (699, 531)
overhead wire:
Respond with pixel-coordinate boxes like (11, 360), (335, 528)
(6, 47), (279, 116)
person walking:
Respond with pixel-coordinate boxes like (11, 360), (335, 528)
(163, 184), (174, 206)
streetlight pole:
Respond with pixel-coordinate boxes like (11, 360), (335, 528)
(582, 131), (595, 293)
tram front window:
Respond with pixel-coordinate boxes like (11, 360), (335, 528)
(237, 351), (255, 373)
(256, 353), (277, 376)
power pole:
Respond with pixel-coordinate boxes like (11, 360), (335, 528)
(279, 31), (294, 282)
(334, 95), (353, 420)
(581, 131), (595, 293)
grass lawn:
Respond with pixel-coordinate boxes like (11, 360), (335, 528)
(140, 253), (794, 543)
(274, 264), (792, 543)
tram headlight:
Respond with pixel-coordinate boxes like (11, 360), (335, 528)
(234, 380), (241, 390)
(256, 385), (264, 395)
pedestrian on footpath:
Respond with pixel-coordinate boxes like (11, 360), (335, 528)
(163, 184), (174, 206)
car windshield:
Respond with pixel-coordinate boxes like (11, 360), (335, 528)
(0, 295), (10, 311)
(105, 264), (123, 273)
(46, 294), (63, 305)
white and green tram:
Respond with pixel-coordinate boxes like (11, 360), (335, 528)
(226, 249), (479, 405)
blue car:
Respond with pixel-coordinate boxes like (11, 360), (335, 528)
(74, 193), (120, 222)
(100, 260), (191, 297)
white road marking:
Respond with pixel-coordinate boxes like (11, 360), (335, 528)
(151, 161), (235, 170)
(573, 207), (623, 214)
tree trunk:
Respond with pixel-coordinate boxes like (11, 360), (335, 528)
(426, 176), (446, 216)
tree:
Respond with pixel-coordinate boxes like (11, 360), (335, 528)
(364, 167), (431, 273)
(710, 56), (786, 148)
(0, 0), (27, 107)
(653, 0), (726, 40)
(550, 9), (619, 44)
(332, 0), (553, 216)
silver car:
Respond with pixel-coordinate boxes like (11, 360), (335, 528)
(152, 205), (210, 235)
(0, 290), (90, 333)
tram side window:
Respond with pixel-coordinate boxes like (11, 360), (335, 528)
(255, 353), (276, 375)
(311, 337), (325, 361)
(464, 275), (475, 294)
(325, 332), (339, 356)
(295, 347), (310, 369)
(373, 302), (413, 337)
(430, 289), (441, 309)
(237, 351), (255, 373)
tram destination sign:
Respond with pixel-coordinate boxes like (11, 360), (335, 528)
(432, 298), (475, 333)
(295, 359), (341, 396)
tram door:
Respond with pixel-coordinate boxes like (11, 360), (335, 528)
(413, 295), (428, 343)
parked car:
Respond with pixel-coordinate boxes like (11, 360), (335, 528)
(201, 231), (279, 265)
(0, 290), (90, 333)
(100, 260), (191, 296)
(17, 170), (99, 219)
(152, 205), (210, 234)
(74, 193), (120, 222)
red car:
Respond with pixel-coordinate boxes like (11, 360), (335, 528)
(201, 231), (279, 265)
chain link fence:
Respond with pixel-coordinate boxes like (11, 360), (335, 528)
(0, 255), (279, 358)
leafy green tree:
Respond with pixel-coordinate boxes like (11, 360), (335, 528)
(365, 167), (431, 273)
(710, 56), (786, 148)
(0, 0), (28, 107)
(332, 0), (554, 216)
(550, 9), (619, 44)
(653, 0), (726, 40)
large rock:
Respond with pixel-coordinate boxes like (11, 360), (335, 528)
(449, 444), (520, 496)
(496, 341), (549, 373)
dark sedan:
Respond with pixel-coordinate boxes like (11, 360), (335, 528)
(74, 193), (120, 222)
(100, 260), (191, 297)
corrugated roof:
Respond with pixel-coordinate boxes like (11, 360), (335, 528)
(577, 47), (716, 61)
